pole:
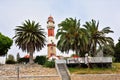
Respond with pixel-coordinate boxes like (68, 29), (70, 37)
(17, 66), (19, 80)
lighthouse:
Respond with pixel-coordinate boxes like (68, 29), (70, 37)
(47, 16), (56, 57)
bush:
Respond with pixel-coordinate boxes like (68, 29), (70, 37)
(114, 39), (120, 62)
(6, 60), (16, 64)
(18, 57), (29, 64)
(67, 63), (112, 68)
(44, 60), (55, 68)
(34, 56), (47, 65)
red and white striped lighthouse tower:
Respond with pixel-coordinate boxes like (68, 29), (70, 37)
(47, 16), (56, 57)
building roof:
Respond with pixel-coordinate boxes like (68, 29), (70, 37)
(24, 54), (30, 58)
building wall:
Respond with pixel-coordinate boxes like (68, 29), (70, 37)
(0, 56), (6, 64)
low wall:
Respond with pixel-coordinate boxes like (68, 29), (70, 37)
(0, 76), (61, 80)
(71, 74), (120, 80)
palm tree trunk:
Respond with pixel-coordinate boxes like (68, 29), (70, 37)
(93, 41), (97, 56)
(29, 52), (34, 64)
(75, 44), (79, 56)
(29, 42), (34, 64)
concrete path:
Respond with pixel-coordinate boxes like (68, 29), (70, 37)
(55, 60), (71, 80)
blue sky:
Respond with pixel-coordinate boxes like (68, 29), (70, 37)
(0, 0), (120, 58)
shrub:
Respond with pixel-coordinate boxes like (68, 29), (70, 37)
(44, 60), (55, 68)
(34, 56), (46, 65)
(6, 60), (16, 64)
(18, 57), (29, 64)
(114, 39), (120, 62)
(7, 54), (15, 61)
(6, 54), (16, 64)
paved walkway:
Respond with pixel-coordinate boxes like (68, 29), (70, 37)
(55, 60), (71, 80)
(57, 64), (71, 80)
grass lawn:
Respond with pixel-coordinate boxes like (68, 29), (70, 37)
(69, 63), (120, 74)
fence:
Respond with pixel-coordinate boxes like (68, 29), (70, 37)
(66, 57), (112, 64)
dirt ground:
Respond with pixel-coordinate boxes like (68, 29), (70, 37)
(71, 74), (120, 80)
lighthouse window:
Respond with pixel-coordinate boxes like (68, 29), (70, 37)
(51, 47), (53, 50)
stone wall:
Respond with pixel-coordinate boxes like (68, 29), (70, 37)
(0, 76), (61, 80)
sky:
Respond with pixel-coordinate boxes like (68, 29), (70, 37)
(0, 0), (120, 58)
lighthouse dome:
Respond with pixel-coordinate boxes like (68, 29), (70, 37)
(47, 15), (54, 23)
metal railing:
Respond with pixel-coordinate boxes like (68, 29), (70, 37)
(66, 57), (112, 64)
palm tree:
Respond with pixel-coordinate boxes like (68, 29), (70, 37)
(56, 18), (87, 56)
(83, 19), (114, 56)
(13, 20), (46, 64)
(56, 18), (76, 53)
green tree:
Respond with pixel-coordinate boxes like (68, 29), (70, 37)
(83, 19), (114, 56)
(102, 44), (114, 56)
(34, 56), (46, 65)
(56, 18), (88, 56)
(56, 18), (81, 55)
(56, 18), (114, 57)
(114, 38), (120, 62)
(6, 54), (16, 64)
(13, 20), (46, 64)
(0, 33), (13, 56)
(7, 54), (15, 61)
